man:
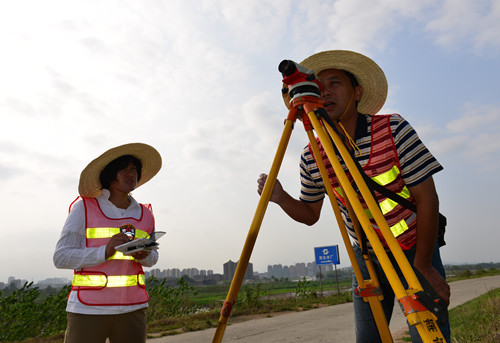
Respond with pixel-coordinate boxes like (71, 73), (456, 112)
(54, 143), (162, 343)
(257, 50), (450, 342)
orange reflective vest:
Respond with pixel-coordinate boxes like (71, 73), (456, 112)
(71, 197), (155, 306)
(310, 114), (417, 250)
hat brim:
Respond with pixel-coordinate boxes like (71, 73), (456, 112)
(78, 143), (162, 197)
(282, 50), (387, 115)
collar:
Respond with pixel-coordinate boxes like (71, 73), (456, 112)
(98, 188), (139, 209)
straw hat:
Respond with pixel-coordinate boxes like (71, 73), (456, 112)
(78, 143), (162, 197)
(283, 50), (387, 115)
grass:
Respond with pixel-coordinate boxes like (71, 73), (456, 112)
(448, 288), (500, 343)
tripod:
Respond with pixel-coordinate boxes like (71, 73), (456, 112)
(212, 61), (446, 343)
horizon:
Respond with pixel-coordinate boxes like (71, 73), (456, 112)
(5, 259), (500, 286)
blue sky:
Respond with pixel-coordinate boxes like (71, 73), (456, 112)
(1, 0), (499, 283)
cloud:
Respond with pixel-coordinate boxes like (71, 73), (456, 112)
(446, 103), (500, 133)
(425, 103), (500, 171)
(426, 0), (500, 53)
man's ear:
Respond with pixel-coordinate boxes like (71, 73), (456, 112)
(355, 85), (363, 102)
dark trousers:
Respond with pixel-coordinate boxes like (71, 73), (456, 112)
(64, 308), (147, 343)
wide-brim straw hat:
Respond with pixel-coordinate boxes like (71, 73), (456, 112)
(283, 50), (387, 115)
(78, 142), (162, 197)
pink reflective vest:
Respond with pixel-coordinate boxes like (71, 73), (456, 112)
(71, 197), (155, 306)
(310, 114), (417, 250)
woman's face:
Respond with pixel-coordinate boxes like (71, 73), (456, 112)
(109, 162), (138, 195)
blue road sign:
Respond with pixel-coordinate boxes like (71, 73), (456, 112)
(314, 245), (340, 265)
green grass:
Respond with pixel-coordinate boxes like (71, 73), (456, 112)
(448, 288), (500, 343)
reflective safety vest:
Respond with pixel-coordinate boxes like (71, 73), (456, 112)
(310, 114), (417, 250)
(71, 197), (155, 306)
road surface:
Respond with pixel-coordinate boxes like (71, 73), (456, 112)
(147, 275), (500, 343)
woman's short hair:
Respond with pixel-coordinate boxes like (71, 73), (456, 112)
(99, 155), (142, 190)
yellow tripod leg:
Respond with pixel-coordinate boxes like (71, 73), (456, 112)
(342, 186), (394, 343)
(307, 112), (445, 342)
(306, 128), (393, 342)
(212, 118), (295, 343)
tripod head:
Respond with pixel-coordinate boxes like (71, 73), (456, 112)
(279, 60), (322, 101)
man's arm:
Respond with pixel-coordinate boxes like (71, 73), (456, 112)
(409, 176), (450, 306)
(257, 173), (323, 226)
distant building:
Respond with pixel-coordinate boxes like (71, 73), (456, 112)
(223, 260), (253, 281)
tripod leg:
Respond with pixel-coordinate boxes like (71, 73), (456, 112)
(343, 189), (394, 342)
(306, 129), (393, 343)
(306, 111), (445, 342)
(212, 118), (295, 343)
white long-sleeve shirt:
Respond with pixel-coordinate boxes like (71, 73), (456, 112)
(54, 189), (159, 314)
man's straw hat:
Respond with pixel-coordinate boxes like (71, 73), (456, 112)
(283, 50), (387, 115)
(78, 143), (162, 197)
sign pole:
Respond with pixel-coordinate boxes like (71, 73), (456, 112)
(334, 264), (339, 296)
(318, 265), (323, 297)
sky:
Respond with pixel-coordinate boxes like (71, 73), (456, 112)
(1, 0), (499, 284)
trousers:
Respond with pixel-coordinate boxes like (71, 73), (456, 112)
(64, 308), (147, 343)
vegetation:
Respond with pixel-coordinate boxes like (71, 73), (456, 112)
(0, 264), (499, 342)
(449, 288), (500, 343)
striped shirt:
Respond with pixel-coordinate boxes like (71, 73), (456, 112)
(299, 113), (443, 246)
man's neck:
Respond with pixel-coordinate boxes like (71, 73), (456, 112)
(336, 111), (359, 141)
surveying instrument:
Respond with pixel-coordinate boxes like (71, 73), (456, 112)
(212, 59), (448, 342)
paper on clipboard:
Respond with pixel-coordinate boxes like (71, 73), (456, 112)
(115, 231), (166, 255)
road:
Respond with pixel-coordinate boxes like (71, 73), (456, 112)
(147, 275), (500, 343)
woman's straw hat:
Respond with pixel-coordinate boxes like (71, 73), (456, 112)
(78, 143), (162, 197)
(283, 50), (387, 115)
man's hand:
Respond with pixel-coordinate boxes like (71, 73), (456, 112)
(257, 173), (323, 225)
(257, 173), (285, 204)
(105, 233), (131, 259)
(416, 264), (451, 307)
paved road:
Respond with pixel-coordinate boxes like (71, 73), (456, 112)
(147, 275), (500, 343)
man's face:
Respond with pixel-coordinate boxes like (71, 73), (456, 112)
(317, 69), (362, 121)
(110, 162), (138, 195)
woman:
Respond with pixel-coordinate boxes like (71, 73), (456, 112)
(54, 142), (162, 343)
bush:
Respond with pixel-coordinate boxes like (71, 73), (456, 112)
(0, 282), (70, 341)
(238, 283), (264, 308)
(146, 276), (199, 322)
(295, 277), (313, 299)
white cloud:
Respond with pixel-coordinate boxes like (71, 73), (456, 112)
(426, 0), (500, 53)
(425, 103), (500, 171)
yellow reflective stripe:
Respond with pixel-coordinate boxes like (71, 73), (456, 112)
(72, 274), (107, 287)
(87, 227), (120, 238)
(371, 165), (400, 186)
(334, 187), (344, 198)
(379, 198), (399, 215)
(398, 186), (411, 199)
(379, 186), (411, 215)
(365, 208), (373, 219)
(72, 274), (145, 287)
(86, 228), (150, 239)
(108, 251), (135, 261)
(389, 219), (409, 237)
(107, 275), (141, 287)
(136, 231), (149, 239)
